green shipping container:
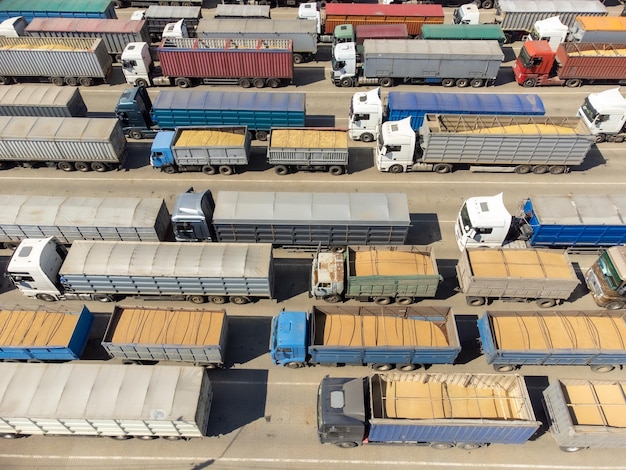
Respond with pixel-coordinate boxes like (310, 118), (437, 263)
(421, 24), (506, 45)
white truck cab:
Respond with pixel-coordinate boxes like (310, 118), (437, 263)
(527, 16), (568, 52)
(453, 4), (480, 25)
(348, 88), (383, 142)
(161, 19), (189, 39)
(121, 42), (154, 87)
(455, 193), (513, 251)
(375, 117), (416, 173)
(0, 16), (27, 37)
(298, 2), (321, 34)
(578, 88), (626, 142)
(331, 41), (357, 86)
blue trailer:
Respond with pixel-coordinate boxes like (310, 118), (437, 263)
(478, 310), (626, 373)
(270, 306), (460, 370)
(114, 87), (306, 140)
(0, 0), (117, 22)
(0, 306), (93, 361)
(317, 373), (540, 448)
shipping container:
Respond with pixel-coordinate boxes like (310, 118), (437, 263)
(214, 4), (270, 19)
(556, 43), (626, 81)
(421, 24), (506, 44)
(355, 24), (409, 44)
(0, 0), (117, 22)
(0, 85), (87, 117)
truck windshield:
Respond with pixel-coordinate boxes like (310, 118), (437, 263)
(597, 252), (623, 291)
(529, 28), (541, 41)
(517, 46), (533, 68)
(579, 97), (599, 123)
(459, 203), (473, 233)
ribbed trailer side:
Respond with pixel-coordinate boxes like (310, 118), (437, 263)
(212, 191), (410, 246)
(0, 0), (117, 21)
(0, 86), (87, 117)
(214, 4), (271, 19)
(421, 24), (506, 44)
(556, 43), (626, 80)
(496, 0), (607, 31)
(267, 128), (349, 166)
(167, 126), (251, 167)
(0, 364), (211, 438)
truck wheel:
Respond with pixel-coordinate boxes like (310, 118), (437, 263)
(397, 364), (417, 371)
(323, 294), (341, 303)
(36, 294), (57, 302)
(441, 78), (455, 87)
(466, 296), (486, 306)
(605, 301), (625, 310)
(58, 162), (75, 172)
(339, 77), (353, 88)
(137, 435), (157, 440)
(209, 295), (226, 304)
(202, 165), (216, 175)
(513, 164), (531, 174)
(230, 296), (250, 305)
(274, 165), (289, 176)
(91, 162), (108, 172)
(255, 130), (268, 141)
(396, 296), (413, 305)
(129, 130), (143, 140)
(430, 442), (454, 450)
(188, 295), (206, 304)
(379, 77), (394, 88)
(286, 362), (304, 369)
(79, 77), (93, 87)
(293, 54), (304, 64)
(595, 133), (607, 143)
(458, 443), (483, 450)
(374, 296), (392, 305)
(110, 435), (132, 440)
(470, 79), (484, 88)
(536, 298), (556, 308)
(134, 79), (148, 89)
(433, 163), (452, 174)
(455, 78), (469, 88)
(531, 165), (548, 174)
(51, 77), (64, 86)
(389, 164), (403, 174)
(522, 78), (536, 88)
(549, 165), (566, 175)
(253, 78), (265, 88)
(0, 76), (13, 85)
(268, 78), (281, 89)
(238, 78), (252, 88)
(329, 165), (343, 176)
(560, 446), (583, 453)
(219, 165), (234, 175)
(92, 294), (113, 302)
(494, 364), (516, 372)
(336, 441), (358, 448)
(565, 78), (582, 88)
(481, 0), (493, 7)
(175, 78), (191, 88)
(590, 364), (615, 373)
(0, 433), (19, 439)
(372, 363), (393, 371)
(65, 77), (78, 86)
(74, 162), (90, 172)
(163, 166), (177, 174)
(360, 133), (374, 143)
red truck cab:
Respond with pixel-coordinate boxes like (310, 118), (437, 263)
(513, 40), (557, 87)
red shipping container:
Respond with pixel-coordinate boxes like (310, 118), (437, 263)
(355, 24), (409, 45)
(157, 38), (293, 80)
(556, 42), (626, 80)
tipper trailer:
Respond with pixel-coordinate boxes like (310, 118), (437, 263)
(0, 85), (87, 117)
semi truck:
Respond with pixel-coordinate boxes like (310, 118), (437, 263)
(0, 195), (171, 248)
(121, 39), (293, 89)
(578, 88), (626, 143)
(113, 0), (202, 8)
(6, 237), (275, 304)
(310, 245), (441, 305)
(270, 306), (460, 370)
(150, 126), (252, 175)
(0, 306), (93, 362)
(348, 88), (545, 142)
(543, 378), (626, 452)
(24, 18), (150, 62)
(0, 37), (112, 86)
(131, 6), (201, 42)
(267, 128), (349, 175)
(585, 246), (626, 310)
(514, 41), (626, 88)
(529, 16), (626, 52)
(332, 39), (503, 88)
(196, 19), (317, 64)
(478, 310), (626, 373)
(102, 306), (228, 368)
(455, 194), (626, 251)
(0, 363), (212, 439)
(0, 85), (87, 117)
(317, 372), (540, 448)
(0, 116), (126, 172)
(376, 115), (594, 174)
(420, 24), (506, 44)
(455, 247), (580, 308)
(0, 0), (117, 22)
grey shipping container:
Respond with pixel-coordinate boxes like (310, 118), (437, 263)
(456, 248), (580, 307)
(102, 306), (228, 367)
(214, 4), (271, 19)
(211, 191), (410, 246)
(0, 195), (171, 246)
(59, 241), (274, 301)
(418, 114), (594, 169)
(196, 19), (317, 63)
(25, 18), (150, 60)
(543, 378), (626, 451)
(0, 37), (112, 84)
(0, 363), (212, 439)
(0, 116), (126, 171)
(0, 85), (87, 117)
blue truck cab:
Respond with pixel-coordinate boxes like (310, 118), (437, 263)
(149, 130), (176, 170)
(270, 310), (308, 368)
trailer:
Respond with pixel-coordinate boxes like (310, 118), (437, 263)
(0, 363), (212, 439)
(136, 5), (201, 41)
(0, 0), (117, 22)
(115, 87), (306, 140)
(102, 306), (228, 367)
(311, 245), (441, 304)
(420, 24), (506, 44)
(150, 126), (251, 175)
(478, 310), (626, 372)
(0, 116), (126, 172)
(332, 39), (503, 88)
(270, 306), (460, 370)
(197, 19), (317, 64)
(543, 378), (626, 452)
(6, 238), (274, 304)
(25, 18), (150, 61)
(113, 0), (202, 9)
(568, 16), (626, 44)
(0, 306), (93, 362)
(213, 4), (271, 19)
(267, 128), (349, 175)
(318, 373), (540, 448)
(0, 85), (87, 117)
(456, 247), (580, 307)
(210, 191), (410, 248)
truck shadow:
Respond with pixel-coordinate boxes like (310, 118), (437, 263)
(433, 258), (460, 302)
(305, 114), (336, 127)
(574, 145), (606, 172)
(452, 314), (482, 365)
(408, 213), (441, 245)
(494, 66), (516, 86)
(82, 311), (112, 360)
(569, 262), (590, 303)
(0, 255), (11, 295)
(523, 375), (551, 439)
(347, 147), (374, 173)
(224, 316), (272, 366)
(501, 46), (517, 64)
(293, 66), (328, 86)
(273, 257), (312, 302)
(123, 141), (153, 170)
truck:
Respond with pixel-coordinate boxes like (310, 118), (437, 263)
(0, 306), (93, 362)
(348, 88), (545, 142)
(131, 6), (201, 42)
(375, 114), (594, 174)
(514, 41), (626, 88)
(0, 37), (112, 86)
(543, 378), (626, 452)
(455, 194), (626, 251)
(196, 19), (317, 64)
(270, 306), (460, 370)
(101, 306), (228, 368)
(455, 247), (580, 308)
(420, 23), (506, 44)
(310, 245), (441, 305)
(0, 116), (126, 172)
(332, 39), (503, 88)
(478, 310), (626, 373)
(113, 0), (202, 8)
(317, 372), (540, 448)
(0, 363), (212, 439)
(115, 87), (305, 141)
(121, 39), (293, 89)
(299, 2), (444, 42)
(24, 18), (150, 62)
(0, 85), (87, 117)
(0, 195), (171, 248)
(267, 128), (349, 175)
(6, 237), (275, 304)
(585, 246), (626, 310)
(213, 4), (270, 19)
(150, 126), (252, 175)
(0, 0), (117, 22)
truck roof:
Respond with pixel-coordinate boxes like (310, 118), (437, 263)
(0, 0), (113, 13)
(0, 36), (103, 52)
(198, 18), (316, 34)
(159, 37), (292, 51)
(575, 15), (626, 31)
(274, 311), (307, 349)
(389, 92), (545, 115)
(0, 307), (87, 348)
(25, 18), (145, 34)
(325, 3), (444, 17)
(463, 194), (512, 229)
(269, 128), (348, 149)
(145, 5), (201, 18)
(363, 39), (503, 59)
(0, 85), (82, 108)
(496, 0), (607, 14)
(528, 194), (626, 225)
(420, 24), (506, 42)
(0, 116), (119, 141)
(466, 248), (576, 280)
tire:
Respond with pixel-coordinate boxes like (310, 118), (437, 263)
(202, 165), (216, 175)
(389, 164), (403, 174)
(274, 165), (289, 176)
(163, 166), (177, 174)
(522, 78), (536, 88)
(137, 435), (157, 440)
(36, 293), (57, 302)
(219, 165), (234, 175)
(330, 246), (345, 253)
(458, 443), (483, 450)
(188, 295), (206, 304)
(379, 77), (393, 88)
(396, 296), (413, 305)
(230, 296), (250, 305)
(253, 78), (265, 89)
(323, 294), (341, 303)
(549, 165), (566, 175)
(239, 78), (252, 88)
(513, 164), (531, 174)
(374, 296), (392, 305)
(455, 78), (469, 88)
(481, 0), (493, 6)
(595, 133), (607, 143)
(164, 436), (181, 441)
(605, 301), (625, 310)
(372, 363), (393, 371)
(360, 133), (374, 143)
(466, 296), (486, 307)
(0, 433), (19, 439)
(398, 364), (417, 371)
(494, 364), (516, 372)
(336, 441), (358, 448)
(79, 77), (93, 87)
(110, 435), (133, 440)
(560, 446), (582, 453)
(532, 165), (549, 175)
(65, 77), (78, 86)
(590, 364), (615, 373)
(536, 298), (556, 308)
(135, 79), (148, 88)
(129, 130), (143, 140)
(175, 78), (191, 88)
(0, 76), (13, 85)
(91, 162), (108, 172)
(51, 77), (64, 86)
(565, 79), (582, 88)
(92, 294), (113, 303)
(293, 54), (304, 64)
(441, 78), (455, 87)
(75, 162), (90, 172)
(339, 77), (353, 88)
(329, 165), (343, 176)
(58, 162), (74, 172)
(256, 130), (269, 141)
(209, 295), (226, 304)
(430, 442), (454, 450)
(268, 78), (281, 89)
(470, 78), (483, 88)
(433, 163), (452, 174)
(286, 362), (304, 369)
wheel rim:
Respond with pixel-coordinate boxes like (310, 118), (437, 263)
(91, 162), (107, 172)
(253, 79), (265, 88)
(75, 162), (89, 172)
(389, 165), (403, 173)
(514, 165), (531, 174)
(456, 78), (469, 87)
(210, 296), (226, 304)
(239, 79), (251, 88)
(231, 296), (249, 305)
(532, 165), (548, 174)
(219, 166), (233, 175)
(129, 131), (142, 140)
(189, 296), (205, 304)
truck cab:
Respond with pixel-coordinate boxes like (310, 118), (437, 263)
(453, 4), (479, 25)
(311, 251), (344, 302)
(121, 42), (154, 88)
(0, 16), (27, 37)
(114, 86), (156, 139)
(5, 237), (67, 301)
(513, 40), (557, 87)
(348, 88), (383, 142)
(455, 194), (514, 250)
(317, 377), (366, 447)
(333, 24), (354, 45)
(375, 117), (416, 173)
(527, 16), (568, 52)
(331, 42), (357, 87)
(171, 189), (216, 242)
(585, 246), (626, 310)
(269, 310), (308, 367)
(149, 130), (177, 170)
(578, 88), (626, 143)
(161, 19), (188, 39)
